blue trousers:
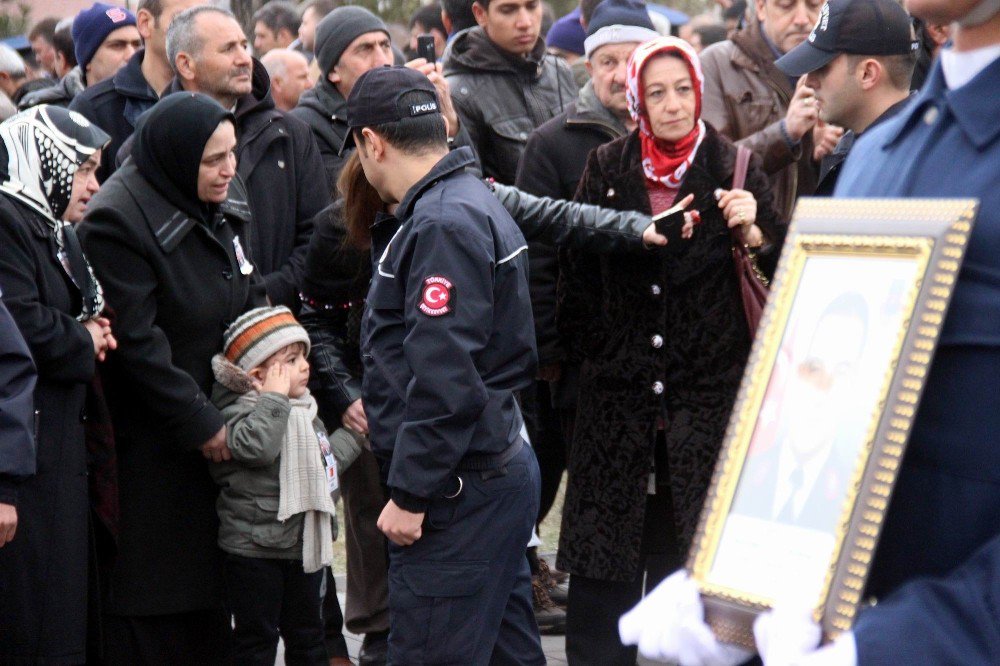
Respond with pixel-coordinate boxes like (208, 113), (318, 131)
(387, 444), (545, 666)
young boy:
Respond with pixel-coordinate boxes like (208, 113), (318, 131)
(209, 306), (362, 664)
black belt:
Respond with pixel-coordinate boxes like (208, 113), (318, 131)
(456, 438), (524, 472)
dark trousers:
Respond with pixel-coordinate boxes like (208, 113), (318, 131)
(340, 447), (392, 635)
(565, 483), (683, 666)
(387, 444), (545, 666)
(224, 554), (327, 666)
(102, 608), (233, 665)
(521, 380), (568, 524)
(323, 567), (350, 658)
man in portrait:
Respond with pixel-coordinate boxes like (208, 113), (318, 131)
(732, 290), (869, 532)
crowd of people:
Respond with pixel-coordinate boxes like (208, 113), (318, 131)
(0, 0), (998, 664)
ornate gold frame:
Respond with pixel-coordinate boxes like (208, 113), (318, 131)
(687, 198), (979, 649)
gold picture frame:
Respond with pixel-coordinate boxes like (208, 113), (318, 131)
(687, 198), (979, 649)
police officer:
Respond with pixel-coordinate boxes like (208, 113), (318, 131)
(345, 66), (545, 665)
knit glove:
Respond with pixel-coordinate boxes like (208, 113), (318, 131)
(619, 570), (754, 666)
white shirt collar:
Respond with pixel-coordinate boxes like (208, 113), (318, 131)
(940, 43), (1000, 90)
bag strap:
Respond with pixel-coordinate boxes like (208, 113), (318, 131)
(733, 145), (751, 191)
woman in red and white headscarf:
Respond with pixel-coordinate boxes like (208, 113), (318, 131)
(556, 36), (780, 664)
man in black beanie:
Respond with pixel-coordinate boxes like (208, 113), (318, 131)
(290, 5), (465, 184)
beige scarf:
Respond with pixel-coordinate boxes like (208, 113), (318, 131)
(236, 390), (336, 573)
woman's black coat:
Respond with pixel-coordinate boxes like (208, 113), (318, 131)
(556, 125), (779, 582)
(0, 195), (96, 662)
(77, 165), (266, 616)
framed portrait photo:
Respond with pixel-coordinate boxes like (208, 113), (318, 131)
(687, 198), (979, 649)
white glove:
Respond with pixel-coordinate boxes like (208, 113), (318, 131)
(619, 570), (754, 666)
(753, 601), (858, 666)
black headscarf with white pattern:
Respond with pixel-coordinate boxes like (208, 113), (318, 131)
(0, 105), (110, 320)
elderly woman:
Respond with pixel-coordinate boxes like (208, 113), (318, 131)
(78, 92), (266, 661)
(0, 105), (114, 663)
(556, 37), (779, 664)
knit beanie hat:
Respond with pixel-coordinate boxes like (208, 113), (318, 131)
(584, 0), (659, 59)
(221, 306), (311, 372)
(72, 3), (137, 77)
(546, 10), (586, 56)
(315, 6), (390, 77)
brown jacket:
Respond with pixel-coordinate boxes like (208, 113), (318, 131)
(699, 20), (818, 223)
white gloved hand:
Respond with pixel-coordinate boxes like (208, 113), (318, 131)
(753, 601), (858, 666)
(619, 570), (754, 666)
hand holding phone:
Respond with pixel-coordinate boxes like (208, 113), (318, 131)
(417, 34), (436, 63)
(650, 193), (698, 250)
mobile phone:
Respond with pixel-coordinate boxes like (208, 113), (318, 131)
(417, 34), (436, 63)
(652, 206), (687, 248)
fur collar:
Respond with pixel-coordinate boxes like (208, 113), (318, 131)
(211, 354), (255, 394)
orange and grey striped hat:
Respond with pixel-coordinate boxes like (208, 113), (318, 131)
(222, 306), (310, 371)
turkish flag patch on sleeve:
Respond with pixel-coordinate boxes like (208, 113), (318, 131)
(418, 276), (453, 316)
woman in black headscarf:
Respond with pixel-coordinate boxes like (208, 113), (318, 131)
(0, 104), (115, 663)
(78, 92), (266, 661)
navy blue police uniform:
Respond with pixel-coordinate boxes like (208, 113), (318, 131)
(362, 143), (546, 666)
(835, 54), (1000, 663)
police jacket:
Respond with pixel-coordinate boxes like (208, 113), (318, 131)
(835, 57), (1000, 663)
(444, 27), (576, 184)
(362, 147), (536, 513)
(70, 49), (157, 182)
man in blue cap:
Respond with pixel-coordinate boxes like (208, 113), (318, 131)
(19, 3), (140, 109)
(774, 0), (918, 194)
(73, 2), (141, 87)
(347, 65), (545, 665)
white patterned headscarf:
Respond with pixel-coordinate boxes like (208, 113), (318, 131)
(0, 105), (110, 320)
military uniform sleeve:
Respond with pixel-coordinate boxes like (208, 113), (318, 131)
(387, 213), (495, 511)
(853, 533), (1000, 664)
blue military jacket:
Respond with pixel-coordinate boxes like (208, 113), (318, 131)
(836, 55), (1000, 663)
(362, 148), (537, 512)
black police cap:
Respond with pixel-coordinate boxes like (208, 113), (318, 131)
(338, 66), (441, 156)
(775, 0), (919, 78)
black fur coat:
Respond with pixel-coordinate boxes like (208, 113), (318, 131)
(556, 125), (779, 581)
